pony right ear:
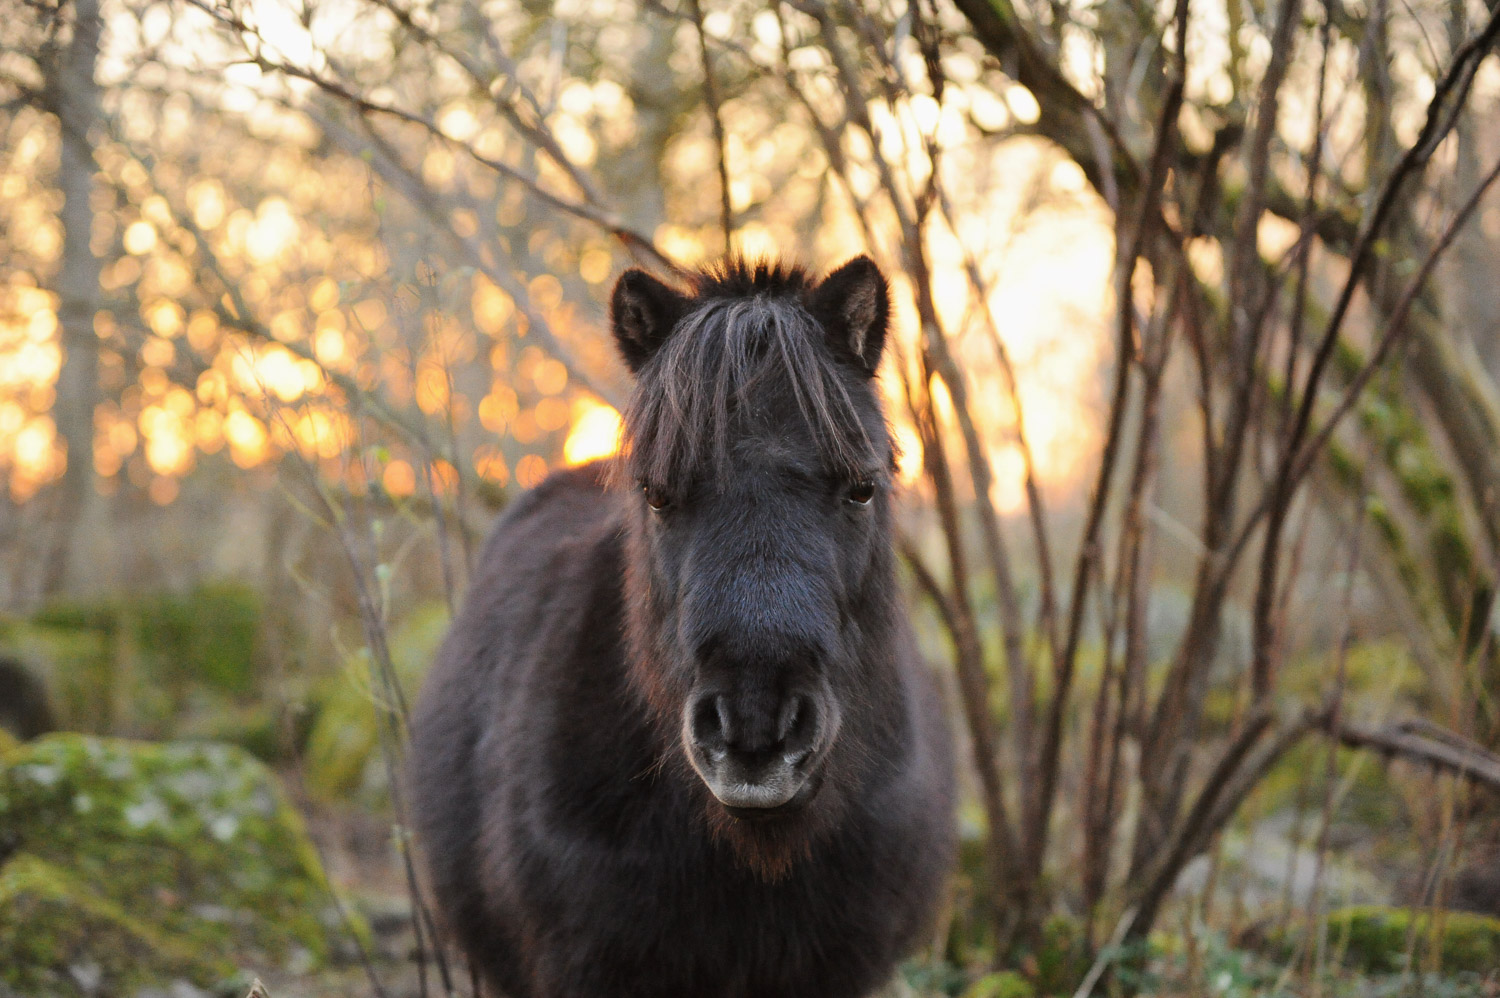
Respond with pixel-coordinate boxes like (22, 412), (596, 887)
(808, 256), (889, 376)
(611, 269), (689, 373)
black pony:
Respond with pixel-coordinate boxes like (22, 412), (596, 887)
(409, 257), (956, 998)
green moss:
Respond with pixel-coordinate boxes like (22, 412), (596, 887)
(19, 582), (267, 736)
(133, 582), (263, 697)
(1324, 905), (1500, 974)
(11, 610), (119, 733)
(0, 733), (348, 986)
(962, 970), (1035, 998)
(0, 854), (239, 997)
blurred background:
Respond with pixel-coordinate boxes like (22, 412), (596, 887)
(2, 0), (1500, 995)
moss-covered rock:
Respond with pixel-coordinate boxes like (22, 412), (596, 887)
(1322, 904), (1500, 974)
(0, 734), (345, 996)
(0, 854), (238, 997)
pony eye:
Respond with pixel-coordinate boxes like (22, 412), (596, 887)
(641, 482), (672, 511)
(846, 479), (876, 506)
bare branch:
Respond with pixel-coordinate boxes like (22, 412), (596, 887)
(685, 0), (734, 254)
(185, 0), (685, 277)
(1322, 716), (1500, 795)
(1035, 0), (1192, 877)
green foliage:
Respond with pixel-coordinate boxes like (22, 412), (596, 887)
(303, 602), (449, 803)
(7, 581), (268, 738)
(1152, 928), (1282, 998)
(1254, 743), (1404, 832)
(0, 733), (351, 994)
(190, 702), (301, 765)
(1338, 640), (1423, 699)
(1150, 930), (1497, 998)
(131, 582), (263, 696)
(1278, 639), (1422, 721)
(899, 958), (969, 997)
(961, 970), (1035, 998)
(1323, 905), (1500, 974)
(941, 805), (1012, 972)
(1349, 373), (1493, 656)
(1089, 933), (1165, 996)
(1033, 914), (1088, 994)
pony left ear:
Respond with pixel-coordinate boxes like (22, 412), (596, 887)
(611, 269), (690, 373)
(809, 256), (890, 376)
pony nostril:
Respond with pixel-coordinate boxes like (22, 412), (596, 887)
(775, 695), (801, 742)
(778, 695), (819, 759)
(689, 695), (728, 754)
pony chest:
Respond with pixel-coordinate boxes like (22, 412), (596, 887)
(525, 798), (902, 938)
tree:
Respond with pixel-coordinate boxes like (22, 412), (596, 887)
(45, 0), (103, 597)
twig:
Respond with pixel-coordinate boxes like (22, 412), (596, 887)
(184, 0), (684, 278)
(685, 0), (734, 254)
(1220, 150), (1500, 576)
(1035, 0), (1191, 880)
(1276, 0), (1500, 508)
(102, 123), (467, 489)
(1322, 717), (1500, 793)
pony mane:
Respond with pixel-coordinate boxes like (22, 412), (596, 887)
(620, 259), (878, 490)
(692, 258), (814, 300)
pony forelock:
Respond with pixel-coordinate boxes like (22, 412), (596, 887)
(617, 267), (880, 490)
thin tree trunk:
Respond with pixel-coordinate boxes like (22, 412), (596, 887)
(43, 0), (103, 598)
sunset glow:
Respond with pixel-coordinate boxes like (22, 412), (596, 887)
(563, 399), (623, 466)
(0, 3), (1118, 517)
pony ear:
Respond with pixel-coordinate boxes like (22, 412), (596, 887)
(611, 269), (689, 373)
(809, 255), (889, 376)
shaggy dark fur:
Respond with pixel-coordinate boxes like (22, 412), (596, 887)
(409, 256), (956, 998)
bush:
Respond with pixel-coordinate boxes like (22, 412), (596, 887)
(962, 971), (1035, 998)
(9, 581), (268, 739)
(1324, 905), (1500, 974)
(302, 602), (448, 804)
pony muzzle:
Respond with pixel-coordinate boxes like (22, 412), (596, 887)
(682, 687), (837, 814)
